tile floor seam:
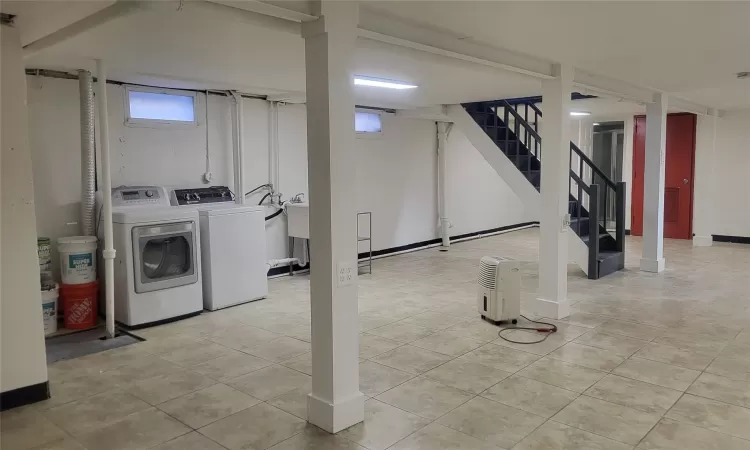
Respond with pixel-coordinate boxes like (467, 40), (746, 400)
(546, 415), (645, 448)
(654, 394), (750, 445)
(635, 343), (750, 447)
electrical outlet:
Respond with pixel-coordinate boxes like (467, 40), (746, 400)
(562, 214), (571, 232)
(337, 261), (355, 287)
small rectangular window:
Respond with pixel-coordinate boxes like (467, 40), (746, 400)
(355, 111), (382, 134)
(125, 86), (197, 127)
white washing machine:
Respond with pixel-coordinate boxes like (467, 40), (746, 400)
(170, 186), (268, 311)
(99, 186), (203, 327)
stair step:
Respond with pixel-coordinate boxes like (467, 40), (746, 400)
(580, 232), (611, 243)
(509, 154), (541, 172)
(598, 251), (625, 278)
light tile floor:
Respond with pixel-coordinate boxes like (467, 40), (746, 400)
(3, 228), (750, 450)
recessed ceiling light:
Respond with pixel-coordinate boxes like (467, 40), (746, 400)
(354, 76), (417, 90)
(570, 111), (591, 116)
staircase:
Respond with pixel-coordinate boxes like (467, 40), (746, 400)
(456, 100), (626, 279)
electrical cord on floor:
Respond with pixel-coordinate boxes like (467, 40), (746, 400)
(496, 315), (557, 344)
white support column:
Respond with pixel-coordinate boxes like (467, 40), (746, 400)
(437, 121), (450, 249)
(302, 0), (364, 433)
(692, 110), (718, 247)
(640, 93), (668, 272)
(534, 64), (573, 320)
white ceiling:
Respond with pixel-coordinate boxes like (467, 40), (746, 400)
(5, 1), (541, 109)
(364, 1), (750, 111)
(4, 1), (749, 111)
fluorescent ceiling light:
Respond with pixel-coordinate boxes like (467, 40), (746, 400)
(570, 111), (591, 116)
(593, 122), (600, 126)
(354, 76), (417, 90)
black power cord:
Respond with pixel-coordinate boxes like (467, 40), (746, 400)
(496, 315), (558, 344)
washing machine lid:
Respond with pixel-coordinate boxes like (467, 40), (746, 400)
(198, 204), (265, 217)
(113, 207), (199, 224)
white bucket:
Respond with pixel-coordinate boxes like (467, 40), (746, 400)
(58, 236), (98, 284)
(41, 284), (59, 336)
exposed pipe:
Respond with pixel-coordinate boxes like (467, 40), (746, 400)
(273, 102), (281, 203)
(230, 92), (246, 204)
(96, 59), (116, 339)
(268, 101), (276, 198)
(79, 70), (96, 236)
(437, 121), (451, 249)
(267, 101), (282, 203)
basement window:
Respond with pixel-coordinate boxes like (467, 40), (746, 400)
(355, 111), (382, 134)
(125, 86), (197, 127)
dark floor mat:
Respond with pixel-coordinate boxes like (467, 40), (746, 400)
(45, 327), (143, 364)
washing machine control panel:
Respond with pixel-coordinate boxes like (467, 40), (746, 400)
(171, 186), (234, 206)
(111, 186), (171, 207)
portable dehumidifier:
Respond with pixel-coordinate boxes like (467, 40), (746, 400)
(477, 256), (521, 324)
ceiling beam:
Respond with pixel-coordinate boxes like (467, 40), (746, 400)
(572, 69), (655, 104)
(23, 1), (143, 59)
(206, 0), (316, 23)
(668, 96), (710, 116)
(357, 9), (555, 79)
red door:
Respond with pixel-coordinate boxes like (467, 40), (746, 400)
(631, 113), (696, 239)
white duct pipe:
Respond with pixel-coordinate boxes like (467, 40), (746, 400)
(231, 92), (246, 204)
(268, 101), (276, 197)
(96, 59), (116, 339)
(266, 101), (282, 203)
(437, 121), (450, 249)
(273, 102), (280, 203)
(78, 70), (96, 236)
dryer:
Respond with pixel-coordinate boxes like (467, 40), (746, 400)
(170, 186), (268, 311)
(99, 186), (203, 327)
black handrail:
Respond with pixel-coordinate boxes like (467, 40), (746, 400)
(500, 100), (542, 143)
(570, 143), (617, 190)
(569, 170), (591, 194)
(528, 102), (543, 118)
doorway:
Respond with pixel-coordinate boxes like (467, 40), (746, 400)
(592, 122), (625, 230)
(631, 113), (696, 239)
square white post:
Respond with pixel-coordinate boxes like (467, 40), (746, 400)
(534, 64), (573, 319)
(640, 93), (668, 272)
(302, 0), (364, 433)
(692, 110), (718, 247)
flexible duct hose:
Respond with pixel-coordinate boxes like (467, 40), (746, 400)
(79, 70), (96, 236)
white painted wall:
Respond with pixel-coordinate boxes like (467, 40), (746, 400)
(1, 25), (49, 394)
(28, 77), (531, 278)
(709, 110), (750, 237)
(356, 116), (439, 249)
(445, 127), (530, 235)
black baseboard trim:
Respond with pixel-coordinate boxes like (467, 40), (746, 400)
(713, 234), (750, 244)
(359, 221), (539, 260)
(1, 381), (50, 411)
(268, 264), (309, 277)
(625, 229), (631, 236)
(121, 311), (202, 331)
(271, 221), (538, 277)
(451, 221), (539, 242)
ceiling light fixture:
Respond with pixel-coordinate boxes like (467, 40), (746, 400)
(354, 76), (417, 90)
(570, 111), (591, 117)
(593, 123), (600, 126)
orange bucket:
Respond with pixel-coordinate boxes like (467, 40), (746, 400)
(60, 281), (98, 329)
